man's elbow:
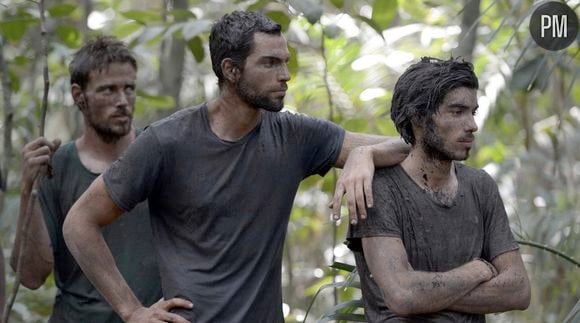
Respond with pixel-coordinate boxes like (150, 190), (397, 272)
(62, 210), (81, 250)
(382, 289), (417, 316)
(19, 272), (49, 290)
(512, 279), (531, 310)
(10, 262), (51, 290)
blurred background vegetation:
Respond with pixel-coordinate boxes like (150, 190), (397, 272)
(0, 0), (578, 322)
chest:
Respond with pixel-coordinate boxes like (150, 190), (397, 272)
(398, 192), (485, 271)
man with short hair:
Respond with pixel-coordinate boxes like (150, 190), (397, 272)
(348, 57), (531, 322)
(62, 11), (408, 323)
(9, 36), (177, 322)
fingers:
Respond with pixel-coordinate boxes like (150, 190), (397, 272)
(354, 180), (366, 221)
(364, 175), (373, 209)
(331, 184), (344, 221)
(128, 304), (192, 323)
(346, 182), (357, 225)
(156, 298), (194, 311)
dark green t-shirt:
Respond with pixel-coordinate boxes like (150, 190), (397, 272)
(39, 142), (161, 323)
(348, 163), (519, 322)
(103, 104), (345, 322)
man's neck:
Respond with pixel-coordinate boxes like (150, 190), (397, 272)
(401, 147), (455, 191)
(76, 127), (135, 173)
(207, 87), (262, 142)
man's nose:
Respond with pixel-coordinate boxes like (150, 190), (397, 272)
(278, 63), (291, 82)
(466, 114), (478, 133)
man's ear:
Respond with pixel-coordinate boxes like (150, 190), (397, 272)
(71, 84), (85, 109)
(221, 58), (240, 84)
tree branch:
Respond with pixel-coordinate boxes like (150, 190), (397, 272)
(3, 0), (51, 321)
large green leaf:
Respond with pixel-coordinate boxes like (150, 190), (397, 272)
(266, 11), (291, 32)
(288, 45), (299, 77)
(330, 0), (344, 9)
(120, 10), (162, 25)
(371, 0), (398, 31)
(0, 18), (38, 43)
(112, 21), (143, 39)
(47, 3), (77, 18)
(187, 36), (205, 63)
(55, 25), (82, 48)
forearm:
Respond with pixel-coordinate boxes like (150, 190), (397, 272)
(448, 268), (531, 313)
(383, 261), (491, 315)
(10, 185), (53, 289)
(63, 211), (141, 321)
(336, 133), (408, 167)
(368, 137), (409, 167)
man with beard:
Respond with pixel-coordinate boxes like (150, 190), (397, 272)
(347, 57), (530, 322)
(10, 36), (186, 322)
(62, 11), (408, 323)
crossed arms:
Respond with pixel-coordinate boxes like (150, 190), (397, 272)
(362, 236), (531, 316)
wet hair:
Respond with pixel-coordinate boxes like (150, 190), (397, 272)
(69, 35), (137, 90)
(209, 11), (281, 88)
(390, 57), (478, 145)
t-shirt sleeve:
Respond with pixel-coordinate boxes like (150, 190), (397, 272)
(347, 170), (401, 252)
(480, 171), (519, 261)
(289, 113), (345, 177)
(103, 127), (164, 212)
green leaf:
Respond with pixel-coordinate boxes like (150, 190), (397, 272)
(136, 90), (175, 109)
(372, 0), (398, 31)
(187, 36), (205, 63)
(288, 45), (299, 77)
(120, 10), (161, 25)
(112, 21), (143, 39)
(266, 11), (291, 32)
(182, 20), (212, 41)
(399, 0), (428, 21)
(167, 9), (196, 21)
(320, 313), (366, 322)
(330, 261), (356, 273)
(0, 18), (38, 43)
(248, 0), (270, 12)
(55, 25), (82, 48)
(330, 0), (344, 9)
(13, 55), (31, 66)
(48, 3), (77, 17)
(9, 68), (20, 92)
(289, 0), (323, 24)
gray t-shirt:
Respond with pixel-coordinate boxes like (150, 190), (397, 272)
(39, 142), (161, 323)
(103, 104), (345, 322)
(348, 164), (518, 322)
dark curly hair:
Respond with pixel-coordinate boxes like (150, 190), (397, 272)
(209, 11), (281, 88)
(69, 35), (137, 90)
(390, 57), (478, 145)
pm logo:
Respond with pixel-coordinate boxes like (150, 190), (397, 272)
(529, 1), (578, 51)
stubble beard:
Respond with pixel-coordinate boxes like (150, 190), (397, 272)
(235, 76), (284, 112)
(421, 122), (470, 162)
(86, 109), (133, 144)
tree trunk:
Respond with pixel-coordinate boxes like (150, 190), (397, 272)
(456, 0), (480, 62)
(159, 0), (188, 110)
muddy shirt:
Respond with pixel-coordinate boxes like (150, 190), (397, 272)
(39, 142), (161, 323)
(103, 104), (345, 322)
(348, 164), (518, 322)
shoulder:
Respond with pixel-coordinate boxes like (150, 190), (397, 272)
(144, 104), (206, 143)
(148, 104), (204, 130)
(456, 163), (498, 193)
(374, 166), (404, 187)
(50, 141), (77, 169)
